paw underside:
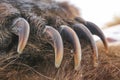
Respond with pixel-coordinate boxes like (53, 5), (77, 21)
(10, 16), (108, 70)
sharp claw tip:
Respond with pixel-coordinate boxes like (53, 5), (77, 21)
(55, 58), (62, 68)
(17, 49), (23, 54)
(74, 64), (80, 71)
(75, 67), (79, 71)
(18, 52), (22, 54)
(94, 62), (99, 67)
(55, 63), (60, 68)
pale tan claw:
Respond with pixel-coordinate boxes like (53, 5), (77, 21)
(73, 24), (98, 67)
(12, 18), (30, 54)
(42, 26), (63, 68)
(60, 25), (81, 70)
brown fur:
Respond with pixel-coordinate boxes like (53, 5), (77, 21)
(58, 2), (80, 19)
(0, 0), (120, 80)
(0, 41), (120, 80)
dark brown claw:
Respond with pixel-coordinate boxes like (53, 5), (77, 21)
(85, 21), (108, 53)
(73, 24), (98, 67)
(75, 17), (108, 53)
(42, 26), (63, 68)
(12, 18), (30, 54)
(60, 25), (81, 70)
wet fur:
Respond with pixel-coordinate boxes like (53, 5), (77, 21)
(0, 0), (120, 80)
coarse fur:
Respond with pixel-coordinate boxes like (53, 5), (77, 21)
(0, 0), (120, 80)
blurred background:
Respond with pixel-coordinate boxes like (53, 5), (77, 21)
(56, 0), (120, 44)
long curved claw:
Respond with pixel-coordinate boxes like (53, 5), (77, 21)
(75, 17), (108, 53)
(59, 25), (81, 70)
(12, 18), (30, 54)
(85, 21), (108, 53)
(73, 24), (98, 67)
(42, 26), (63, 68)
